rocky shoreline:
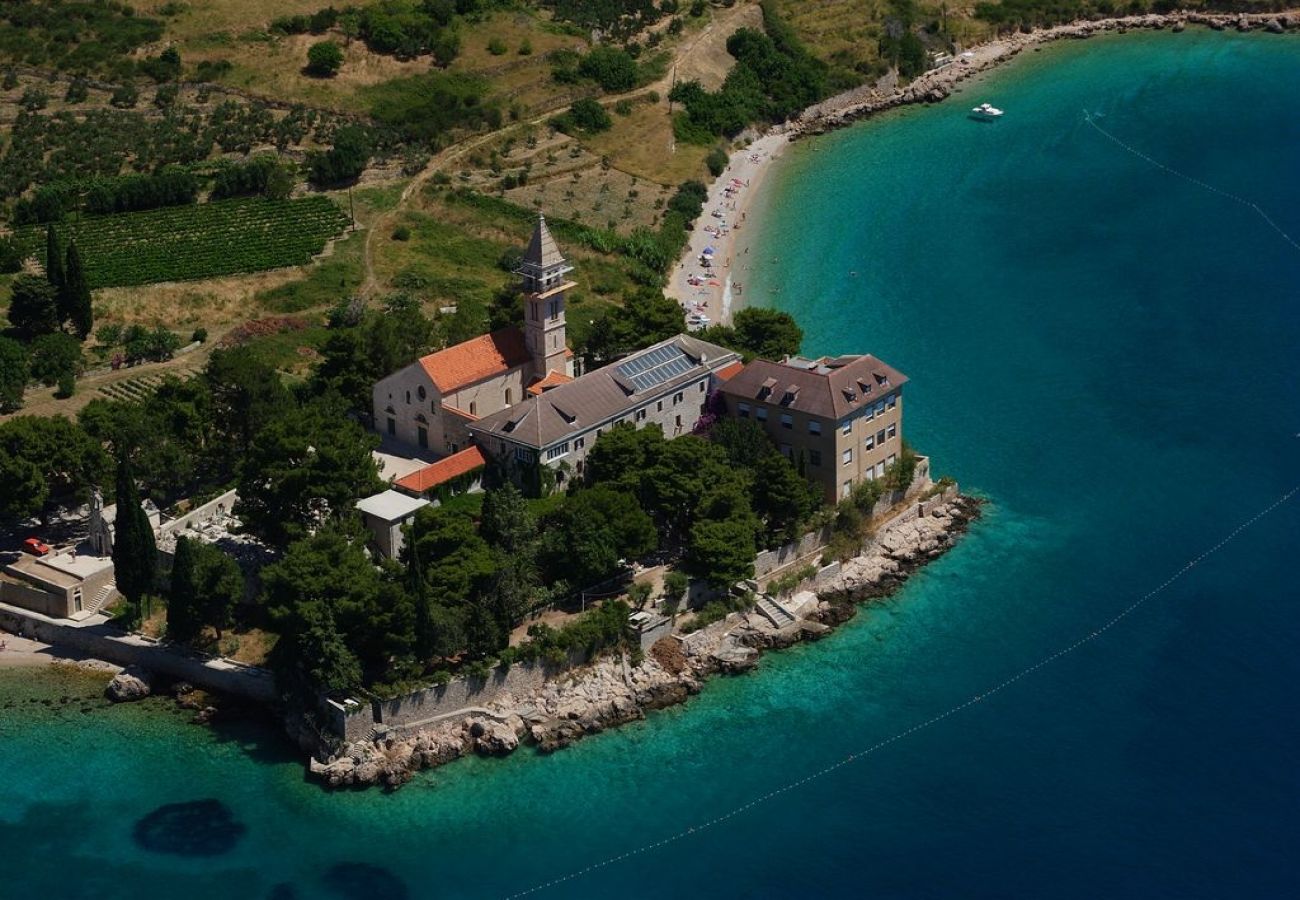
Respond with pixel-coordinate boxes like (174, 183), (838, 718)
(309, 494), (983, 789)
(792, 11), (1300, 138)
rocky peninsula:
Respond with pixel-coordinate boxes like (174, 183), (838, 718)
(310, 493), (982, 789)
(793, 11), (1300, 138)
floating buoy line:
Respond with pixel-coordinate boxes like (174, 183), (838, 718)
(504, 485), (1298, 898)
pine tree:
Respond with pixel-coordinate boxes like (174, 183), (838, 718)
(62, 241), (93, 340)
(112, 456), (158, 610)
(44, 226), (64, 294)
(167, 536), (201, 644)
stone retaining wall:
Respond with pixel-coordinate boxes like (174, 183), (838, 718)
(0, 602), (276, 703)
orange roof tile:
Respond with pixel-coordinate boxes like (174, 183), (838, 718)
(716, 360), (746, 382)
(419, 328), (531, 394)
(527, 371), (574, 396)
(395, 446), (487, 494)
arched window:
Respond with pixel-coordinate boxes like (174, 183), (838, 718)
(470, 401), (477, 416)
(505, 388), (512, 405)
(418, 385), (427, 401)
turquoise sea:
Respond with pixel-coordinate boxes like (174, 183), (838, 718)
(4, 29), (1299, 899)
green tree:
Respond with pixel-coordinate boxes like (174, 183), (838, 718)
(405, 506), (496, 605)
(751, 451), (817, 544)
(584, 422), (665, 495)
(237, 400), (382, 548)
(577, 45), (638, 92)
(732, 307), (802, 360)
(307, 125), (371, 186)
(544, 485), (657, 589)
(709, 417), (775, 469)
(269, 598), (362, 707)
(191, 541), (242, 640)
(0, 337), (27, 413)
(203, 347), (292, 460)
(167, 536), (202, 644)
(306, 40), (345, 77)
(480, 483), (539, 633)
(27, 333), (82, 387)
(112, 455), (159, 609)
(61, 241), (94, 339)
(7, 274), (60, 336)
(264, 524), (411, 679)
(0, 416), (108, 521)
(662, 570), (689, 613)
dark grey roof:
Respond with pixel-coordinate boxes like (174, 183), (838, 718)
(470, 335), (739, 449)
(718, 354), (908, 420)
(517, 213), (570, 278)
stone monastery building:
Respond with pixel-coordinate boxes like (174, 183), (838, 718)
(372, 214), (577, 457)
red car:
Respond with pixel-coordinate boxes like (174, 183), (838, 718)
(21, 538), (51, 556)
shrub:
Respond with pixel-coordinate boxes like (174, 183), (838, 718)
(553, 98), (612, 135)
(19, 88), (49, 111)
(706, 145), (728, 177)
(306, 40), (344, 77)
(55, 373), (76, 399)
(518, 38), (532, 55)
(195, 59), (233, 81)
(577, 45), (638, 92)
(110, 83), (139, 108)
(614, 99), (633, 116)
(191, 327), (208, 344)
(487, 37), (507, 56)
(64, 78), (90, 103)
(0, 237), (22, 274)
(391, 225), (411, 241)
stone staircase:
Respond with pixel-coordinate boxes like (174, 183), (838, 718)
(754, 594), (797, 628)
(84, 581), (117, 616)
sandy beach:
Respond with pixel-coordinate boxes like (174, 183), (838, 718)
(664, 9), (1300, 325)
(669, 131), (791, 327)
(0, 627), (115, 670)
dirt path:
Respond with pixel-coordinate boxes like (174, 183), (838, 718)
(358, 2), (760, 298)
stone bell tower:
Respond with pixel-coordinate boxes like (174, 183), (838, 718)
(516, 213), (575, 382)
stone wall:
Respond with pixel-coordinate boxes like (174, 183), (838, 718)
(0, 580), (66, 618)
(0, 602), (277, 702)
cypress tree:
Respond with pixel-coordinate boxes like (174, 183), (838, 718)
(167, 536), (200, 644)
(45, 225), (64, 293)
(112, 456), (158, 610)
(62, 241), (93, 340)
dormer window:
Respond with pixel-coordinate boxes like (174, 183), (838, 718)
(758, 376), (777, 400)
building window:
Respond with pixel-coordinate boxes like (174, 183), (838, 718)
(505, 388), (512, 406)
(842, 481), (852, 499)
(865, 434), (875, 450)
(755, 408), (767, 422)
(635, 408), (647, 422)
(876, 428), (886, 446)
(875, 400), (886, 416)
(887, 423), (897, 440)
(546, 443), (570, 460)
(780, 414), (793, 430)
(514, 447), (534, 463)
(779, 443), (792, 458)
(738, 402), (750, 418)
(431, 401), (438, 415)
(675, 415), (682, 430)
(575, 437), (585, 450)
(841, 420), (852, 436)
(417, 426), (428, 449)
(808, 421), (821, 436)
(809, 449), (821, 467)
(887, 453), (897, 466)
(699, 381), (706, 393)
(386, 418), (396, 436)
(657, 400), (664, 412)
(470, 401), (478, 416)
(673, 392), (684, 405)
(865, 405), (874, 421)
(875, 461), (885, 478)
(418, 385), (427, 401)
(864, 467), (875, 481)
(405, 391), (410, 404)
(842, 448), (853, 466)
(886, 393), (897, 410)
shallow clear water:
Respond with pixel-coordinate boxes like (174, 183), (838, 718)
(4, 29), (1299, 900)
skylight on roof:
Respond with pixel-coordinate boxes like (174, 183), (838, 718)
(615, 344), (696, 393)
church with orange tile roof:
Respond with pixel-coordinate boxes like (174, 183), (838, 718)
(372, 214), (576, 456)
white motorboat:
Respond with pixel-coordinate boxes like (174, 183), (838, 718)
(971, 102), (1004, 119)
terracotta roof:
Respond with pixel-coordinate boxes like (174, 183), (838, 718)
(418, 328), (531, 394)
(527, 371), (574, 396)
(716, 360), (745, 382)
(470, 335), (740, 450)
(718, 354), (908, 421)
(395, 446), (487, 494)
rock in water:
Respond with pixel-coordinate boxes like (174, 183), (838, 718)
(106, 666), (154, 703)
